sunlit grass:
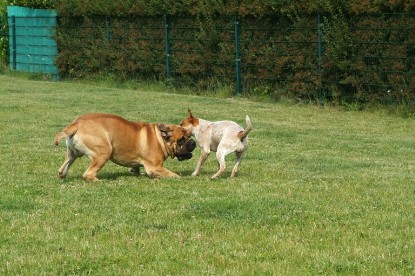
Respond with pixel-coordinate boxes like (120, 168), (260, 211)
(0, 74), (414, 274)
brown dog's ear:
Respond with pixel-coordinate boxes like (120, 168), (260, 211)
(157, 124), (173, 141)
(188, 109), (193, 118)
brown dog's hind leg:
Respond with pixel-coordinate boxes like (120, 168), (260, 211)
(82, 155), (110, 182)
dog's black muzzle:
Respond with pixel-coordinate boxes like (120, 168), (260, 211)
(176, 139), (196, 161)
(177, 152), (193, 161)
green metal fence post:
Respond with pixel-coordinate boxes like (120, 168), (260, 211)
(105, 16), (111, 42)
(317, 14), (324, 105)
(11, 15), (16, 70)
(164, 14), (171, 80)
(234, 15), (242, 96)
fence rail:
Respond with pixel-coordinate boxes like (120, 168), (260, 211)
(1, 13), (415, 105)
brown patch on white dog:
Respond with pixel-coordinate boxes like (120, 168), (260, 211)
(54, 113), (196, 181)
(180, 109), (252, 179)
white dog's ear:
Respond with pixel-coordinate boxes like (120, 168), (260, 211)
(157, 124), (173, 141)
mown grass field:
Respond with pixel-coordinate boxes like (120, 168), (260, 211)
(0, 74), (414, 275)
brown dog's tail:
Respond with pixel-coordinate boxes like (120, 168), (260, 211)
(237, 115), (252, 140)
(54, 124), (78, 145)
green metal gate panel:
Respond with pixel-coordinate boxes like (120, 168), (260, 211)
(7, 6), (58, 78)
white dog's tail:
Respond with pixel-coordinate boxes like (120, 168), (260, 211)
(237, 115), (252, 140)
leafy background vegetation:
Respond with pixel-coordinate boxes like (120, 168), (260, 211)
(1, 0), (415, 106)
(0, 74), (414, 274)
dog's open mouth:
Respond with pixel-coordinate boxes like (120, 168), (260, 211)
(177, 152), (192, 161)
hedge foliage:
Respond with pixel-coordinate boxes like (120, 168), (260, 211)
(54, 0), (415, 16)
(322, 14), (415, 105)
(55, 13), (415, 104)
(56, 16), (166, 80)
(2, 0), (415, 104)
(3, 0), (415, 16)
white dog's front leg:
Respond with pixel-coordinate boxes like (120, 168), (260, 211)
(211, 151), (226, 179)
(192, 150), (209, 176)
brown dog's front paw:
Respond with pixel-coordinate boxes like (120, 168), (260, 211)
(82, 173), (99, 182)
(211, 171), (223, 179)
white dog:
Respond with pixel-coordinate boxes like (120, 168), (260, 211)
(180, 110), (252, 179)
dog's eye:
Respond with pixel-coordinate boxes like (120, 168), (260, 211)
(178, 136), (186, 145)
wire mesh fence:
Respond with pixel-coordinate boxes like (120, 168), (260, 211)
(1, 13), (414, 105)
(322, 13), (415, 105)
(56, 16), (166, 80)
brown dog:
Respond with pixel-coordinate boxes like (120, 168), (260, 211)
(54, 113), (196, 181)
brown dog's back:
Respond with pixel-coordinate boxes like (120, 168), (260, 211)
(54, 113), (136, 145)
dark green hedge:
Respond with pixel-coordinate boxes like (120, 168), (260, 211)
(322, 13), (415, 105)
(55, 13), (415, 105)
(5, 0), (415, 18)
(54, 0), (415, 16)
(3, 0), (415, 105)
(56, 16), (166, 80)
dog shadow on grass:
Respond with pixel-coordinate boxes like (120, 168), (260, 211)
(57, 169), (203, 183)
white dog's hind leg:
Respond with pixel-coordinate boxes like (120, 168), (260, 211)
(211, 145), (236, 179)
(212, 144), (240, 179)
(231, 151), (244, 177)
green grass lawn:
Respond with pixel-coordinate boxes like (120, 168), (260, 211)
(0, 74), (414, 274)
